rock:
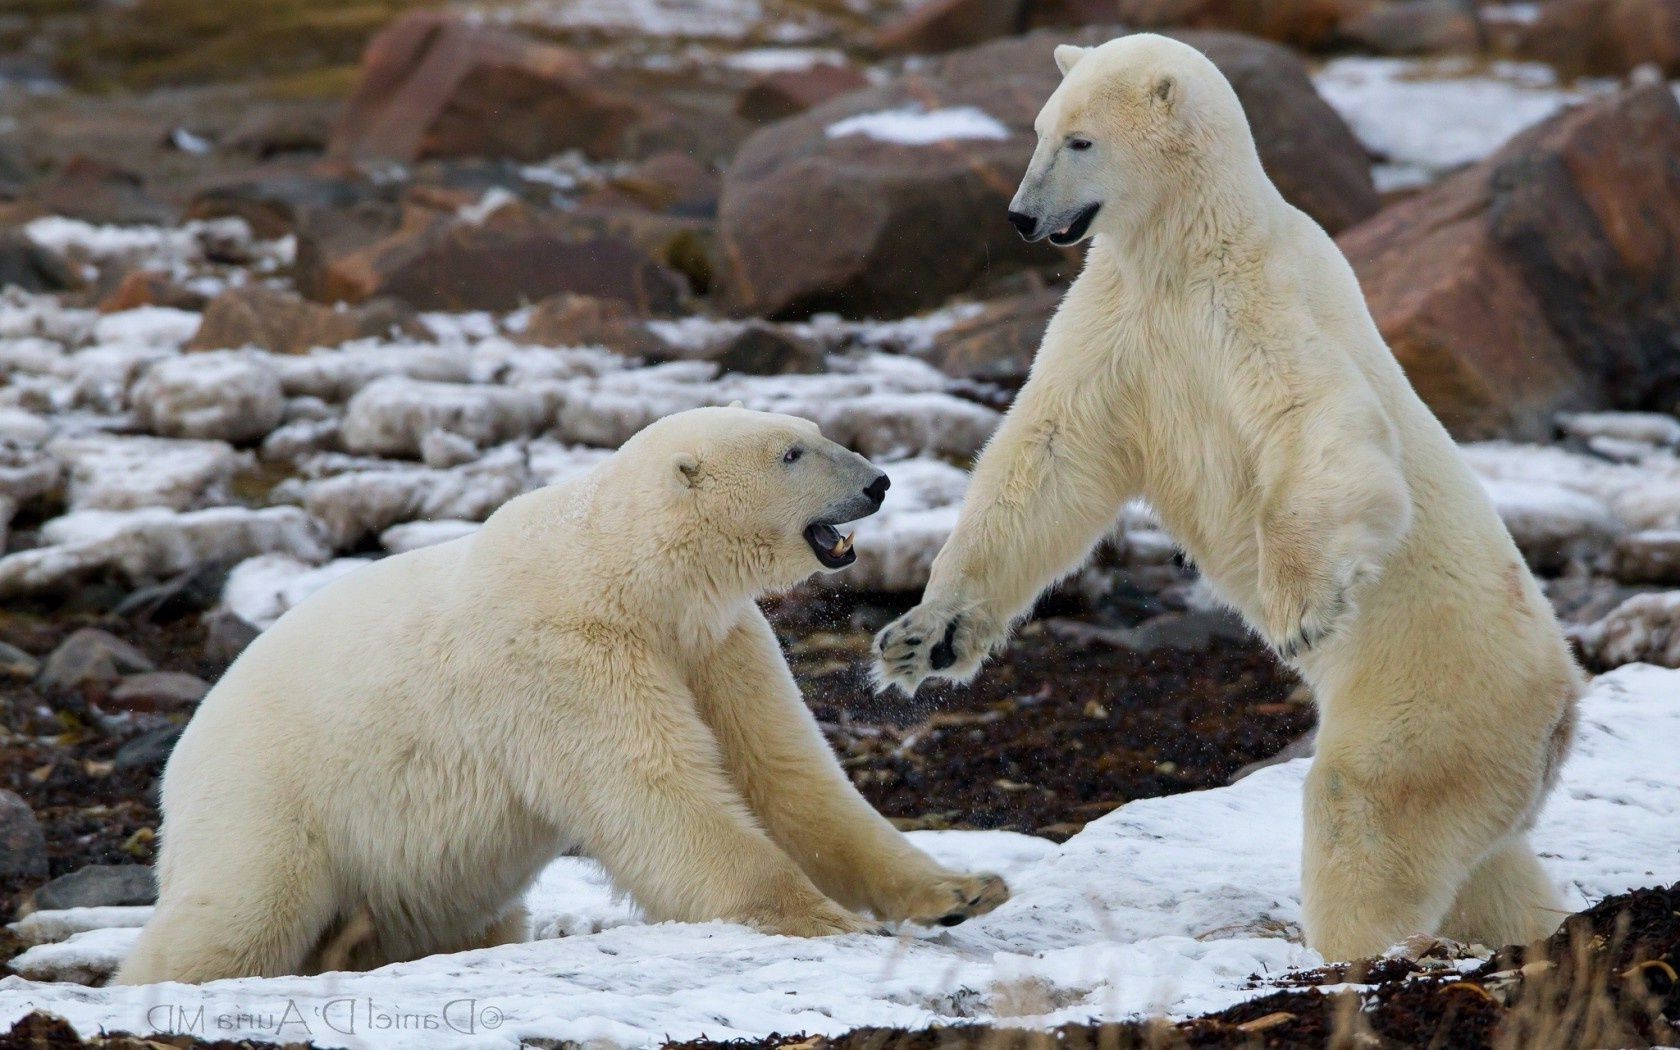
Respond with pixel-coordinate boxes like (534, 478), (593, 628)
(97, 270), (209, 314)
(1114, 0), (1375, 49)
(114, 726), (183, 772)
(281, 450), (529, 548)
(0, 444), (64, 551)
(719, 28), (1376, 319)
(518, 293), (666, 356)
(1044, 609), (1252, 654)
(186, 176), (388, 241)
(1340, 84), (1680, 440)
(108, 671), (211, 713)
(927, 286), (1062, 385)
(0, 642), (39, 683)
(131, 352), (285, 444)
(110, 564), (230, 622)
(329, 12), (644, 164)
(48, 434), (248, 513)
(590, 152), (722, 217)
(1517, 0), (1680, 78)
(187, 284), (421, 355)
(736, 65), (871, 123)
(0, 506), (330, 599)
(1558, 411), (1680, 449)
(875, 0), (1027, 54)
(0, 790), (47, 881)
(225, 106), (334, 158)
(34, 157), (173, 226)
(201, 609), (260, 663)
(0, 232), (79, 293)
(1340, 0), (1480, 54)
(1612, 530), (1680, 584)
(31, 865), (156, 911)
(294, 203), (688, 314)
(36, 628), (155, 693)
(1574, 590), (1680, 668)
(713, 323), (826, 375)
(340, 377), (552, 458)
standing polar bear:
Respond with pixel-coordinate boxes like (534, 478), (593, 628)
(874, 34), (1582, 960)
(118, 407), (1006, 985)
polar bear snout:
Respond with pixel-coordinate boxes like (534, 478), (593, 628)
(804, 469), (889, 570)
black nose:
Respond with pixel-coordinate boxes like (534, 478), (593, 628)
(863, 473), (890, 506)
(1006, 210), (1037, 238)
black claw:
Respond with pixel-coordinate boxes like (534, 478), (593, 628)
(904, 637), (922, 647)
(929, 619), (960, 671)
(937, 913), (967, 927)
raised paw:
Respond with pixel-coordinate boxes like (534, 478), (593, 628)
(871, 602), (992, 695)
(884, 872), (1010, 928)
(1262, 557), (1370, 662)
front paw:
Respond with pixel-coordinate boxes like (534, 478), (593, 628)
(1262, 563), (1366, 661)
(750, 899), (890, 938)
(883, 872), (1010, 928)
(871, 602), (993, 695)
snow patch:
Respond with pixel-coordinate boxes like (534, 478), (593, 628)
(826, 106), (1011, 146)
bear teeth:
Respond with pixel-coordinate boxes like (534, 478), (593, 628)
(831, 532), (854, 557)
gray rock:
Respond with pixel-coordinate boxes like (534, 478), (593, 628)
(35, 628), (155, 693)
(0, 641), (39, 682)
(108, 671), (210, 712)
(202, 608), (261, 663)
(0, 789), (47, 881)
(31, 864), (156, 910)
(114, 726), (183, 772)
(714, 323), (825, 376)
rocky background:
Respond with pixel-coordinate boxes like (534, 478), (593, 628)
(0, 0), (1679, 1028)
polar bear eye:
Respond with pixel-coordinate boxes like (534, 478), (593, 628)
(783, 447), (803, 464)
(1067, 137), (1093, 152)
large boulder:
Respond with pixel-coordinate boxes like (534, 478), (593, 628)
(1113, 0), (1375, 49)
(188, 285), (421, 354)
(1340, 83), (1680, 440)
(1517, 0), (1680, 78)
(719, 28), (1376, 319)
(329, 12), (644, 164)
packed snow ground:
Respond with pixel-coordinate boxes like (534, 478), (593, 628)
(1, 663), (1675, 1048)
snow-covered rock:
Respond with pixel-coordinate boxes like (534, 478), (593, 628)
(132, 352), (284, 443)
(2, 664), (1674, 1046)
(341, 377), (552, 458)
(48, 434), (248, 512)
(1574, 590), (1680, 668)
(1558, 410), (1680, 449)
(269, 343), (474, 402)
(380, 519), (482, 554)
(219, 554), (373, 630)
(0, 506), (328, 597)
(278, 447), (529, 548)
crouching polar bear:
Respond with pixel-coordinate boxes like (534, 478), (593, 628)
(118, 407), (1006, 985)
(874, 35), (1581, 960)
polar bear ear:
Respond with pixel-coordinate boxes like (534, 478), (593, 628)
(1151, 74), (1178, 109)
(1053, 44), (1089, 76)
(671, 452), (704, 490)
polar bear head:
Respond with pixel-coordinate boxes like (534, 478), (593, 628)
(619, 406), (890, 593)
(1007, 33), (1259, 246)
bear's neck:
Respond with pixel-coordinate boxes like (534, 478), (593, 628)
(1097, 153), (1282, 289)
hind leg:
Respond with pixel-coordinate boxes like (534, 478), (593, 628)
(1439, 837), (1563, 948)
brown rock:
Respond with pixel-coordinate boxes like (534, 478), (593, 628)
(1612, 530), (1680, 584)
(107, 670), (210, 713)
(928, 286), (1063, 385)
(876, 0), (1027, 54)
(329, 12), (644, 164)
(34, 157), (174, 226)
(714, 322), (827, 375)
(1518, 0), (1680, 77)
(719, 28), (1375, 319)
(590, 152), (721, 215)
(1115, 0), (1376, 48)
(1341, 0), (1481, 54)
(518, 293), (666, 356)
(188, 285), (421, 354)
(1023, 0), (1129, 28)
(98, 270), (210, 314)
(1340, 84), (1680, 439)
(736, 65), (871, 123)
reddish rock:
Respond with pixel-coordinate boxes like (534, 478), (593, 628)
(927, 285), (1064, 385)
(188, 284), (421, 354)
(736, 65), (871, 123)
(1517, 0), (1680, 77)
(876, 0), (1026, 54)
(585, 151), (721, 215)
(35, 157), (173, 226)
(1115, 0), (1376, 49)
(98, 270), (209, 314)
(719, 28), (1375, 318)
(518, 292), (667, 356)
(1340, 84), (1680, 439)
(1341, 1), (1481, 54)
(329, 12), (644, 164)
(1023, 0), (1128, 28)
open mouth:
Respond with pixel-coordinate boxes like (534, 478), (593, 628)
(1048, 202), (1101, 246)
(804, 522), (857, 569)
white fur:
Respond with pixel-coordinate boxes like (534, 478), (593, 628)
(117, 407), (1006, 985)
(875, 35), (1582, 961)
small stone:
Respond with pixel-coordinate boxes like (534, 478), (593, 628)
(0, 641), (40, 682)
(108, 671), (210, 713)
(201, 608), (260, 663)
(30, 864), (156, 911)
(114, 726), (184, 772)
(0, 789), (47, 881)
(35, 628), (155, 693)
(713, 322), (826, 376)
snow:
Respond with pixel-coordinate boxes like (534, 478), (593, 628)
(218, 555), (369, 630)
(3, 665), (1676, 1047)
(723, 47), (849, 73)
(340, 377), (552, 458)
(48, 434), (248, 512)
(131, 352), (284, 443)
(826, 106), (1011, 146)
(1314, 58), (1612, 189)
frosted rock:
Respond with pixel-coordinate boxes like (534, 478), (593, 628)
(89, 307), (200, 352)
(269, 343), (473, 402)
(280, 448), (528, 548)
(0, 506), (328, 597)
(1479, 478), (1617, 571)
(61, 344), (177, 415)
(468, 340), (624, 385)
(47, 434), (248, 512)
(260, 417), (341, 463)
(219, 554), (372, 630)
(804, 393), (998, 461)
(380, 519), (481, 554)
(1612, 529), (1680, 584)
(1558, 411), (1680, 449)
(0, 408), (50, 444)
(341, 377), (550, 458)
(131, 352), (283, 443)
(1574, 590), (1680, 668)
(0, 442), (63, 549)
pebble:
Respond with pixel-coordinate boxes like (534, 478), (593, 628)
(34, 628), (155, 693)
